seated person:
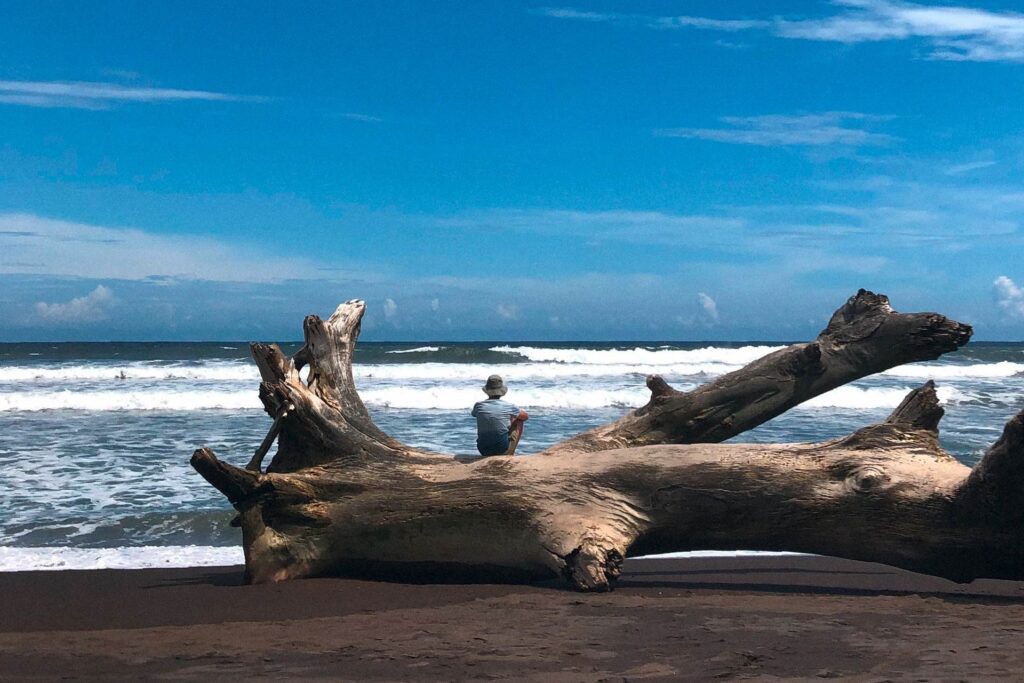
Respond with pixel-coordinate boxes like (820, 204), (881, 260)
(471, 375), (529, 456)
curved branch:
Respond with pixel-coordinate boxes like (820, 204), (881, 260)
(545, 289), (971, 454)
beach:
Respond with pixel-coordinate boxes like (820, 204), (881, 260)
(4, 555), (1024, 680)
(4, 342), (1024, 679)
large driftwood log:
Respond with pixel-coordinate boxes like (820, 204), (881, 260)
(189, 291), (1024, 591)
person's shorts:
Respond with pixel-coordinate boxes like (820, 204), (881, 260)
(476, 434), (510, 457)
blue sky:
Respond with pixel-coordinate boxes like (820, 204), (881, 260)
(3, 0), (1024, 341)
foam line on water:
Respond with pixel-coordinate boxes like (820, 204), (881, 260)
(385, 346), (444, 354)
(802, 385), (962, 409)
(0, 389), (259, 412)
(634, 551), (808, 559)
(491, 344), (784, 365)
(0, 362), (256, 383)
(882, 361), (1024, 379)
(0, 545), (244, 571)
(0, 546), (800, 571)
(2, 359), (1021, 384)
(0, 384), (968, 412)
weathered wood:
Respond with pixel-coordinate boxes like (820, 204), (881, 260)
(547, 289), (972, 453)
(188, 291), (1024, 591)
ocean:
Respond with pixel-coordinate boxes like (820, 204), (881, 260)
(1, 340), (1021, 572)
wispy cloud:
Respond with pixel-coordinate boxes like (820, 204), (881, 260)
(994, 275), (1024, 319)
(657, 112), (894, 148)
(535, 8), (768, 32)
(696, 293), (720, 325)
(496, 303), (520, 320)
(383, 297), (398, 320)
(776, 0), (1024, 62)
(34, 285), (116, 325)
(0, 213), (321, 282)
(541, 1), (1024, 63)
(945, 159), (997, 175)
(0, 80), (261, 110)
(339, 112), (383, 123)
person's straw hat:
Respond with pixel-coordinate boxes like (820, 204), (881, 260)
(483, 374), (507, 397)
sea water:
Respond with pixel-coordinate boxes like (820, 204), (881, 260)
(0, 341), (1021, 571)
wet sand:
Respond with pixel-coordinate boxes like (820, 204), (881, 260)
(3, 555), (1024, 681)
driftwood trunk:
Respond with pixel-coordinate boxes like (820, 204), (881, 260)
(189, 290), (1024, 591)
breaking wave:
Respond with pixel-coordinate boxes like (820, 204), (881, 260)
(385, 346), (444, 354)
(0, 545), (243, 572)
(0, 384), (967, 413)
(2, 356), (1021, 386)
(491, 344), (783, 366)
(0, 389), (259, 412)
(883, 361), (1024, 379)
(0, 362), (256, 383)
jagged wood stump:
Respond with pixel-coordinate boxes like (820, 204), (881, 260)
(189, 290), (1024, 590)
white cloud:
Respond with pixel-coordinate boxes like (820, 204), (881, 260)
(994, 276), (1024, 319)
(383, 298), (398, 320)
(776, 0), (1024, 62)
(0, 80), (261, 110)
(535, 8), (768, 31)
(34, 285), (115, 324)
(945, 159), (997, 175)
(496, 303), (519, 320)
(658, 112), (894, 148)
(339, 112), (383, 123)
(696, 292), (720, 325)
(0, 213), (324, 283)
(541, 1), (1024, 63)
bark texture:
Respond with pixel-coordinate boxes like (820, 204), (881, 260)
(187, 290), (1024, 591)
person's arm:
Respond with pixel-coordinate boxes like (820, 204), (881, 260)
(471, 402), (479, 417)
(509, 403), (527, 422)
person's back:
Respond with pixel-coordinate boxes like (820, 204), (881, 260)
(471, 375), (528, 456)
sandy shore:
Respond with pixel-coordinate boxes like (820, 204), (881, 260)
(3, 555), (1024, 680)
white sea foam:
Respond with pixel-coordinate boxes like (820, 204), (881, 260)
(802, 385), (962, 410)
(385, 346), (444, 354)
(0, 360), (762, 385)
(0, 363), (256, 383)
(358, 362), (731, 381)
(0, 545), (243, 571)
(0, 389), (259, 412)
(491, 344), (783, 366)
(883, 361), (1024, 379)
(362, 386), (653, 410)
(0, 384), (969, 412)
(635, 550), (808, 559)
(2, 355), (1020, 386)
(0, 545), (800, 571)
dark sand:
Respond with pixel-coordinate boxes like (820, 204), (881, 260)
(3, 555), (1024, 681)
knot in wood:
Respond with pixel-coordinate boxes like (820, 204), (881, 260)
(846, 466), (889, 494)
